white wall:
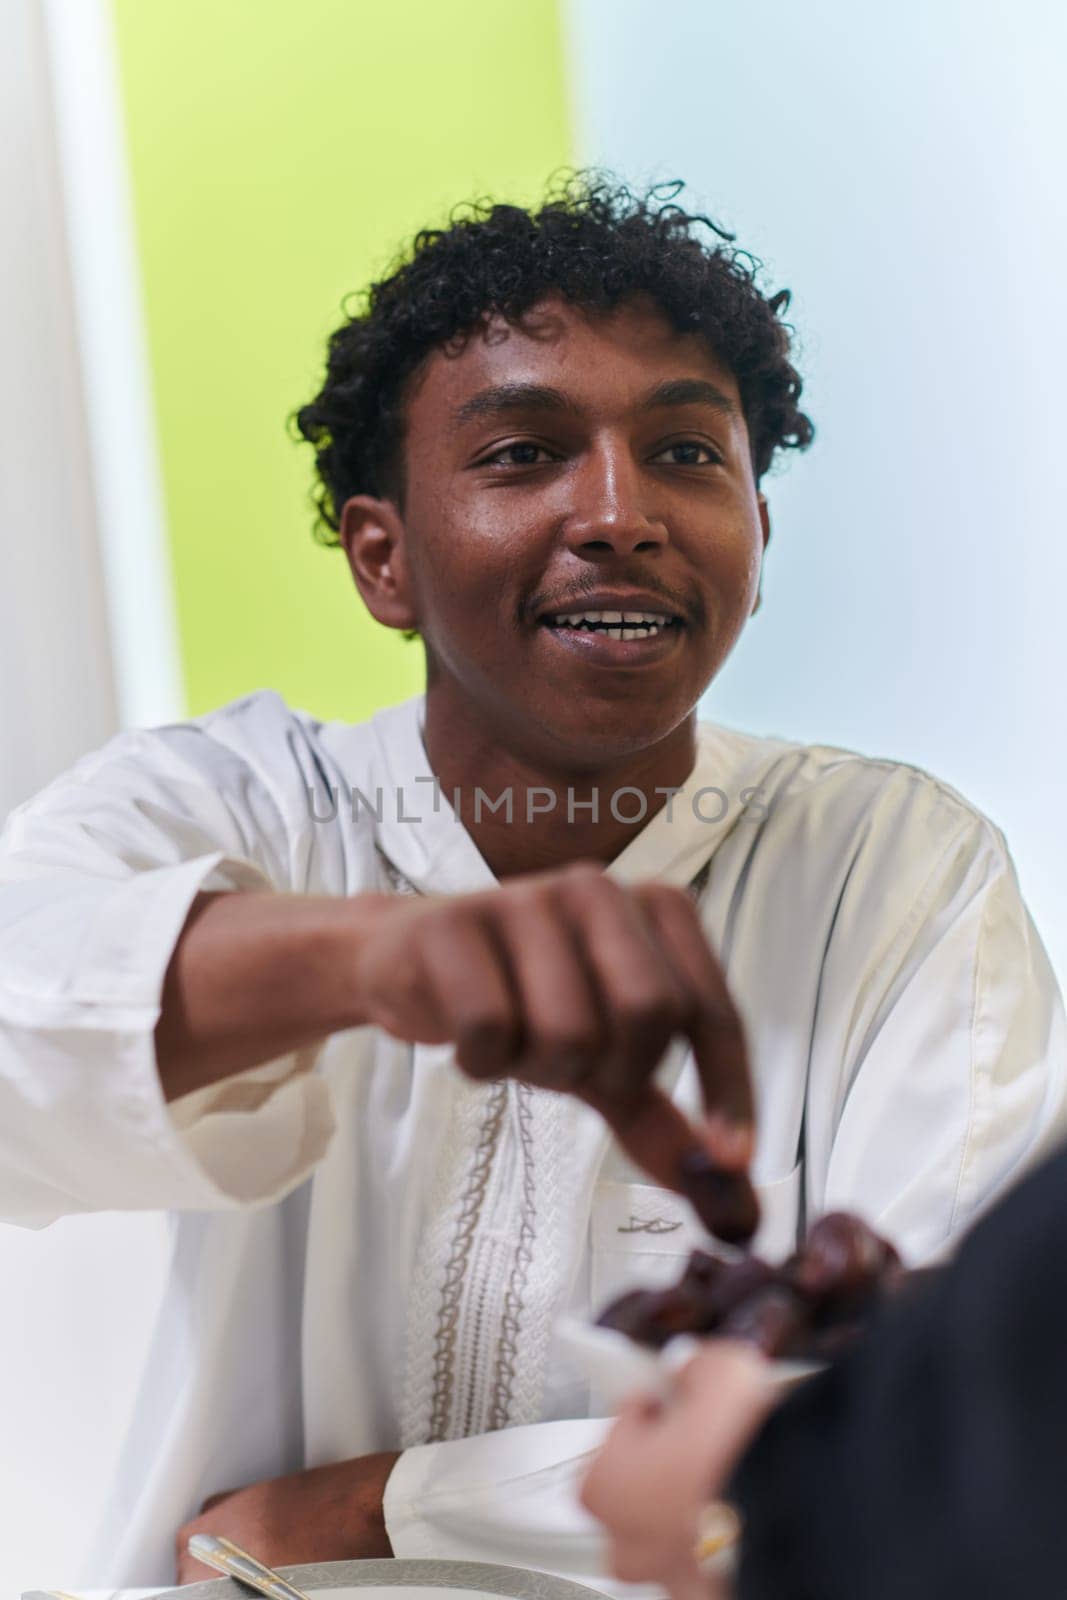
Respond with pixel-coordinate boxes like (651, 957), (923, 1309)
(564, 0), (1067, 981)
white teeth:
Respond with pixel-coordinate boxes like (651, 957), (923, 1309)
(548, 608), (674, 629)
(554, 623), (661, 639)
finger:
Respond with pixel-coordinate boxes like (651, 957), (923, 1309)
(668, 1563), (720, 1600)
(608, 1391), (666, 1443)
(676, 1339), (773, 1404)
(681, 1341), (781, 1470)
(626, 1389), (666, 1424)
(636, 885), (755, 1165)
(494, 882), (608, 1087)
(612, 1541), (683, 1585)
(703, 1575), (733, 1600)
(579, 1077), (711, 1192)
(180, 1556), (217, 1584)
(418, 907), (522, 1076)
(580, 1079), (759, 1246)
(557, 867), (689, 1102)
(559, 875), (757, 1243)
(675, 1150), (760, 1244)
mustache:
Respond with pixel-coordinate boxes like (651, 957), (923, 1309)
(524, 577), (705, 626)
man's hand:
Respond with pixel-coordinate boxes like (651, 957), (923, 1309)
(157, 864), (758, 1239)
(353, 864), (757, 1233)
(580, 1344), (778, 1600)
(175, 1451), (400, 1584)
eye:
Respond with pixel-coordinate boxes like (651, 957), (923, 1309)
(649, 440), (724, 467)
(479, 441), (557, 467)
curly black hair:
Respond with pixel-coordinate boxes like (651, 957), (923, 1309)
(294, 173), (814, 546)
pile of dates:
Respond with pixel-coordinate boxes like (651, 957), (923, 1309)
(597, 1212), (908, 1361)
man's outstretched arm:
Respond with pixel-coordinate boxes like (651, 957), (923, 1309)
(0, 715), (756, 1225)
(153, 889), (381, 1102)
(155, 868), (757, 1218)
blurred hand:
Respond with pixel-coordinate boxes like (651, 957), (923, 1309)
(354, 864), (757, 1235)
(580, 1344), (778, 1600)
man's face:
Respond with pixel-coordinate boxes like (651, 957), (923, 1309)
(356, 295), (767, 770)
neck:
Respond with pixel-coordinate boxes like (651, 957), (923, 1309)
(423, 693), (699, 879)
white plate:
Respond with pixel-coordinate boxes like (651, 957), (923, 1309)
(124, 1559), (608, 1600)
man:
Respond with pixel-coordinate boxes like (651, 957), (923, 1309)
(0, 176), (1062, 1590)
(582, 1137), (1067, 1600)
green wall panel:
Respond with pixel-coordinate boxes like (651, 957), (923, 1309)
(111, 0), (572, 720)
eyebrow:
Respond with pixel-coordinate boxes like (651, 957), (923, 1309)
(451, 377), (740, 429)
(452, 383), (572, 428)
(642, 378), (740, 419)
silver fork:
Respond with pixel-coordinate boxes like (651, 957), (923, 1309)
(186, 1533), (313, 1600)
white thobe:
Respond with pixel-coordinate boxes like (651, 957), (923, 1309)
(0, 690), (1064, 1591)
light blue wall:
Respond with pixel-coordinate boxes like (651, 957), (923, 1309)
(564, 0), (1067, 980)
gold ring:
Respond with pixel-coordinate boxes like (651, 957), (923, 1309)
(695, 1500), (742, 1562)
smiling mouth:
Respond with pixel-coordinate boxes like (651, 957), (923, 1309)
(540, 609), (684, 641)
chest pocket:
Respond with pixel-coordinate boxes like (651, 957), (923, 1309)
(589, 1164), (803, 1314)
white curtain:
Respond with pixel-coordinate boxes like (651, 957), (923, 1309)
(0, 8), (173, 1595)
(0, 0), (118, 817)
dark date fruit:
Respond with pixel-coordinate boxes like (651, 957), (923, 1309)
(596, 1209), (911, 1361)
(680, 1249), (725, 1292)
(717, 1284), (811, 1359)
(597, 1284), (709, 1347)
(702, 1255), (777, 1323)
(803, 1317), (869, 1362)
(677, 1150), (761, 1245)
(796, 1212), (894, 1289)
(792, 1212), (901, 1304)
(597, 1289), (663, 1343)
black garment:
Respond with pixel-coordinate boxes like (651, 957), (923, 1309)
(731, 1144), (1067, 1599)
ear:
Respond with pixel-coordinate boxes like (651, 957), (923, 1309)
(751, 494), (771, 615)
(340, 495), (419, 631)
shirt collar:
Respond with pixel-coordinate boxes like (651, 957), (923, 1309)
(359, 695), (782, 896)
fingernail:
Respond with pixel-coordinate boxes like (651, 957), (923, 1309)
(703, 1113), (754, 1171)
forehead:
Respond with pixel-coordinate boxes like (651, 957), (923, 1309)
(405, 295), (744, 426)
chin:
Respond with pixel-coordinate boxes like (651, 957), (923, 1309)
(536, 700), (693, 769)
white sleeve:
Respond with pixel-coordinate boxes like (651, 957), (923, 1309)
(384, 1420), (636, 1596)
(810, 784), (1067, 1264)
(0, 720), (335, 1226)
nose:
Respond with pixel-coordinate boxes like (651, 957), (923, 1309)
(561, 442), (668, 557)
